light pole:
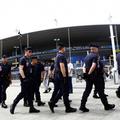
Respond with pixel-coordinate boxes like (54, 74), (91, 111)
(68, 28), (72, 62)
(108, 15), (119, 84)
(17, 30), (23, 54)
(27, 33), (29, 48)
(114, 25), (119, 50)
(53, 38), (60, 49)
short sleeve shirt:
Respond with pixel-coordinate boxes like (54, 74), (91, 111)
(32, 63), (43, 80)
(54, 52), (68, 77)
(84, 53), (98, 70)
(19, 56), (32, 78)
(0, 63), (11, 78)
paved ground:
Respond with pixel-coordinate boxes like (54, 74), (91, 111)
(0, 78), (120, 120)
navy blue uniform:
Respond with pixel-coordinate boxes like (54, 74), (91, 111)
(116, 53), (120, 97)
(31, 63), (43, 102)
(49, 52), (70, 109)
(80, 53), (109, 109)
(0, 63), (11, 103)
(117, 53), (120, 74)
(94, 60), (106, 95)
(11, 56), (34, 108)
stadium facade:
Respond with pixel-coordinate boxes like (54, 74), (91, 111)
(1, 24), (120, 63)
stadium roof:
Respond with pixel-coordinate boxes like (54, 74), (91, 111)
(2, 24), (120, 56)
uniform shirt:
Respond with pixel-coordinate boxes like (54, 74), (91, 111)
(84, 52), (98, 72)
(96, 60), (104, 76)
(19, 56), (32, 78)
(117, 53), (120, 74)
(31, 63), (43, 81)
(54, 52), (68, 77)
(0, 63), (11, 79)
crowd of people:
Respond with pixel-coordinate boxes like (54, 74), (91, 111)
(1, 43), (120, 115)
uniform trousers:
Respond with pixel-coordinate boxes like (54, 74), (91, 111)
(81, 74), (108, 107)
(50, 73), (70, 109)
(34, 80), (41, 102)
(12, 79), (34, 108)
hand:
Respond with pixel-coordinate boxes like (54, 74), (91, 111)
(82, 73), (88, 79)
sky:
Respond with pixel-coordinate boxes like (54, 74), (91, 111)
(0, 0), (120, 39)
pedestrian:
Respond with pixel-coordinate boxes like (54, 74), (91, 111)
(10, 47), (40, 114)
(79, 44), (115, 112)
(43, 63), (51, 93)
(48, 43), (77, 113)
(116, 52), (120, 98)
(67, 59), (74, 94)
(31, 57), (45, 106)
(0, 55), (12, 108)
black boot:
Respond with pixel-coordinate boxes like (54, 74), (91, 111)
(29, 106), (40, 113)
(104, 104), (115, 110)
(79, 106), (89, 112)
(48, 101), (54, 113)
(23, 101), (29, 107)
(43, 90), (48, 93)
(65, 107), (77, 113)
(48, 88), (52, 92)
(37, 101), (45, 106)
(10, 104), (16, 114)
(1, 102), (8, 108)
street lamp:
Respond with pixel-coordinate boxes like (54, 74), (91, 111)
(53, 38), (60, 49)
(17, 30), (23, 54)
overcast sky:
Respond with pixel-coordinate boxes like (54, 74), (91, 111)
(0, 0), (120, 39)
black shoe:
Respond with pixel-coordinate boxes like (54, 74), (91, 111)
(48, 101), (54, 113)
(29, 107), (40, 113)
(105, 104), (115, 110)
(69, 100), (72, 103)
(1, 103), (8, 108)
(93, 94), (100, 99)
(65, 107), (77, 113)
(24, 102), (29, 107)
(10, 104), (15, 114)
(43, 90), (49, 93)
(54, 104), (58, 107)
(105, 94), (108, 97)
(48, 88), (52, 92)
(79, 107), (89, 112)
(37, 101), (45, 106)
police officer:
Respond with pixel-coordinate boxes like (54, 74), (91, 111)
(31, 57), (45, 106)
(10, 47), (40, 114)
(79, 44), (115, 112)
(0, 55), (11, 108)
(48, 43), (77, 113)
(93, 61), (109, 99)
(116, 52), (120, 97)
